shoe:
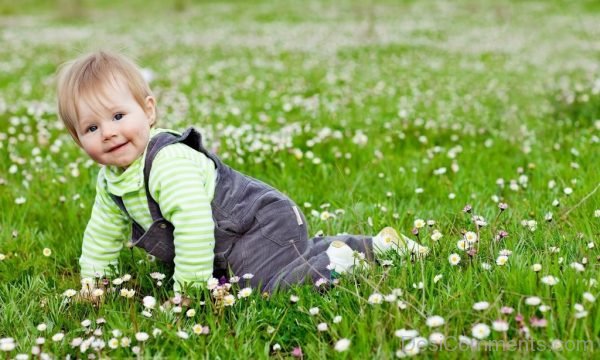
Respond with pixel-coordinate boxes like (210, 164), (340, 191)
(374, 227), (429, 258)
(326, 240), (355, 274)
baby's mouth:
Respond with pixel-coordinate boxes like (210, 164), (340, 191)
(108, 142), (128, 152)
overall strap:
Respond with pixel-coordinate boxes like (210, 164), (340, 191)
(142, 127), (202, 220)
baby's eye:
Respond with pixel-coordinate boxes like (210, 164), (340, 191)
(87, 125), (98, 133)
(113, 113), (124, 121)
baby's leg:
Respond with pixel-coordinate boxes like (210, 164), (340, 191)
(265, 229), (428, 291)
(326, 228), (429, 274)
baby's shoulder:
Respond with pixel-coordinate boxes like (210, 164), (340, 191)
(153, 142), (210, 165)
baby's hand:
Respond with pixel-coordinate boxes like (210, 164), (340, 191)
(161, 294), (192, 310)
(75, 284), (107, 305)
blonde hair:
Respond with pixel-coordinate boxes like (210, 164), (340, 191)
(56, 50), (155, 146)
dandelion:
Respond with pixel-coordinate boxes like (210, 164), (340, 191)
(309, 307), (319, 315)
(290, 295), (299, 303)
(81, 319), (91, 328)
(448, 253), (461, 265)
(15, 197), (26, 205)
(531, 264), (542, 272)
(108, 338), (119, 349)
(229, 276), (240, 283)
(471, 323), (491, 339)
(333, 315), (342, 324)
(481, 262), (492, 270)
(42, 248), (52, 257)
(186, 309), (196, 317)
(62, 289), (76, 298)
(473, 301), (490, 311)
(177, 331), (189, 339)
(273, 343), (281, 351)
(429, 332), (445, 345)
(433, 274), (443, 283)
(541, 276), (559, 286)
(563, 187), (573, 195)
(242, 273), (254, 280)
(368, 293), (383, 305)
(426, 316), (445, 328)
(334, 338), (351, 352)
(317, 323), (328, 332)
(91, 288), (104, 297)
(36, 323), (47, 331)
(52, 333), (64, 342)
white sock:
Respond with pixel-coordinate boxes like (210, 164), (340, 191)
(326, 240), (355, 274)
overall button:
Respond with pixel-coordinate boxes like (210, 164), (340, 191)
(159, 223), (167, 229)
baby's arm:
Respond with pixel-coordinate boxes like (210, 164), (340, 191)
(79, 171), (130, 281)
(150, 144), (216, 293)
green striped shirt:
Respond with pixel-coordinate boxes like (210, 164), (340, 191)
(79, 128), (217, 292)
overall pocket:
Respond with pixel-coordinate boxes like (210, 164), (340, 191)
(255, 199), (306, 247)
(133, 220), (176, 263)
(213, 222), (239, 271)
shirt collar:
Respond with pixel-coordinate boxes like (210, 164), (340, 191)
(103, 128), (165, 196)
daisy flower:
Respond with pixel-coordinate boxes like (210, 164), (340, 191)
(448, 253), (461, 266)
(334, 338), (351, 352)
(541, 276), (559, 286)
(471, 323), (491, 339)
(425, 316), (445, 328)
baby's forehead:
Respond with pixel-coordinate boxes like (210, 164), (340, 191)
(76, 78), (131, 118)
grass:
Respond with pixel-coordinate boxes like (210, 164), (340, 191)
(0, 0), (599, 358)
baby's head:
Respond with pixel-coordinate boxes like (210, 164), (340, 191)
(57, 50), (156, 168)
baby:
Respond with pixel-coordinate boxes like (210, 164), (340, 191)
(56, 50), (429, 293)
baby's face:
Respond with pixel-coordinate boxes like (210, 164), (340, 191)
(76, 79), (155, 169)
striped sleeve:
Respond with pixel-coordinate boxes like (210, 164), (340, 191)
(79, 170), (130, 280)
(149, 143), (216, 292)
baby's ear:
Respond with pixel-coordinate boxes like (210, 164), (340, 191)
(144, 96), (156, 125)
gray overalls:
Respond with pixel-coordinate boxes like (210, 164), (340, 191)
(110, 127), (374, 292)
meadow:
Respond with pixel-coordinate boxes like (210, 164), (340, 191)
(0, 0), (599, 358)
